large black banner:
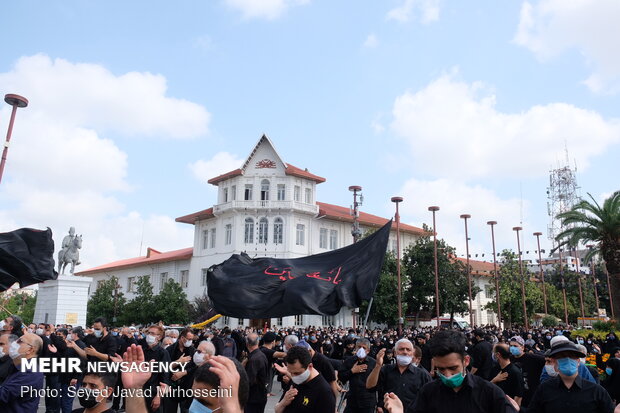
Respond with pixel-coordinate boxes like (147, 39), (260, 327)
(207, 220), (392, 318)
(0, 228), (57, 292)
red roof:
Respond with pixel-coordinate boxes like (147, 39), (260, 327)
(175, 207), (214, 224)
(206, 164), (326, 186)
(76, 247), (193, 276)
(317, 202), (426, 235)
(456, 257), (498, 277)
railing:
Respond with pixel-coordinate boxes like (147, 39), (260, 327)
(213, 200), (319, 215)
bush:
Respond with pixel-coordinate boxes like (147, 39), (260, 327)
(542, 315), (558, 328)
(593, 320), (616, 332)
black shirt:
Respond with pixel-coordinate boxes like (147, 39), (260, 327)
(283, 373), (336, 413)
(375, 363), (432, 411)
(490, 362), (524, 399)
(338, 355), (377, 408)
(260, 346), (276, 367)
(72, 409), (115, 413)
(245, 348), (269, 404)
(511, 353), (545, 407)
(83, 333), (117, 363)
(471, 339), (494, 381)
(527, 375), (614, 413)
(412, 372), (518, 413)
(311, 352), (336, 384)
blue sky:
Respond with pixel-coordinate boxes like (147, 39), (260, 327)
(0, 0), (618, 269)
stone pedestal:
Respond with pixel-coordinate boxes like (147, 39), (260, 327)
(33, 275), (92, 327)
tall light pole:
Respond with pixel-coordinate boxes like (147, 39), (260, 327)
(460, 214), (474, 327)
(513, 226), (529, 330)
(587, 244), (600, 314)
(349, 185), (363, 331)
(0, 94), (29, 184)
(534, 232), (548, 314)
(488, 221), (502, 327)
(573, 247), (585, 320)
(558, 246), (569, 324)
(604, 264), (615, 319)
(428, 206), (440, 328)
(392, 196), (403, 335)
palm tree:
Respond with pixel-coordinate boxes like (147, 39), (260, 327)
(555, 191), (620, 319)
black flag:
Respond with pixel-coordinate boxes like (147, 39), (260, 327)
(207, 220), (392, 318)
(0, 228), (57, 292)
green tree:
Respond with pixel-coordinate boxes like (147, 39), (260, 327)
(555, 191), (620, 320)
(189, 292), (214, 323)
(359, 252), (404, 326)
(86, 276), (125, 325)
(122, 276), (155, 325)
(153, 279), (190, 324)
(0, 292), (37, 324)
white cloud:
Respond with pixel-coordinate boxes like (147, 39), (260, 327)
(386, 0), (440, 24)
(514, 0), (620, 94)
(363, 34), (379, 49)
(390, 72), (620, 179)
(188, 151), (244, 185)
(224, 0), (310, 20)
(0, 55), (210, 138)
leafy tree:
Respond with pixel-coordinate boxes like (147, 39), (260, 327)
(359, 252), (404, 326)
(153, 279), (190, 324)
(0, 292), (37, 324)
(190, 292), (214, 323)
(87, 276), (125, 325)
(555, 191), (620, 320)
(122, 276), (155, 325)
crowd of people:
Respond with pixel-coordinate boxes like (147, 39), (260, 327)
(1, 313), (620, 413)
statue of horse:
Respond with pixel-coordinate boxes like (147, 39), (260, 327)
(58, 235), (82, 274)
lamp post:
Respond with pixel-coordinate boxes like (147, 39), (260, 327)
(428, 206), (440, 328)
(392, 196), (403, 335)
(349, 185), (363, 331)
(558, 246), (569, 324)
(604, 264), (615, 319)
(0, 94), (29, 184)
(460, 214), (474, 327)
(513, 227), (529, 330)
(534, 232), (548, 314)
(587, 244), (600, 314)
(487, 221), (502, 327)
(573, 247), (585, 320)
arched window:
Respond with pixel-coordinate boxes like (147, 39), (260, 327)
(273, 218), (283, 244)
(258, 217), (268, 244)
(244, 218), (254, 244)
(261, 179), (270, 201)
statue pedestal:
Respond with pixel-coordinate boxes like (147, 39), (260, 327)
(33, 275), (92, 327)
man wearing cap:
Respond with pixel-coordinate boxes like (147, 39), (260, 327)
(525, 340), (614, 413)
(539, 335), (595, 384)
(509, 335), (545, 407)
(293, 340), (339, 400)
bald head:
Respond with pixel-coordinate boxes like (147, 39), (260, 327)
(246, 333), (259, 350)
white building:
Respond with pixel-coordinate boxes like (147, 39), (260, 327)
(78, 136), (428, 328)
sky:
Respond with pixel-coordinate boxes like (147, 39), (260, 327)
(0, 0), (619, 271)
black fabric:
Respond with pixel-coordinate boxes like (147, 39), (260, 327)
(411, 373), (517, 413)
(489, 362), (524, 399)
(511, 353), (545, 407)
(284, 373), (336, 413)
(527, 376), (614, 413)
(207, 221), (391, 317)
(375, 364), (432, 411)
(0, 227), (57, 291)
(471, 339), (494, 381)
(311, 352), (336, 383)
(245, 348), (269, 404)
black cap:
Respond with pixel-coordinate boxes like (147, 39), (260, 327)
(548, 340), (586, 358)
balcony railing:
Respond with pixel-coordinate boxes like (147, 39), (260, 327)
(213, 200), (319, 215)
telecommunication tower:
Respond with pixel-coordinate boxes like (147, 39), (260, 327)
(546, 150), (580, 247)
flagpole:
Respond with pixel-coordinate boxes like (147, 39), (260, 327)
(392, 196), (403, 337)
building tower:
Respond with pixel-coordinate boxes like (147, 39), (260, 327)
(546, 149), (580, 248)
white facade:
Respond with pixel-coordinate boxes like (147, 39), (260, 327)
(79, 136), (423, 328)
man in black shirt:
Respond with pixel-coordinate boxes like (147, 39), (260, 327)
(509, 335), (544, 407)
(471, 330), (494, 381)
(490, 343), (523, 406)
(79, 317), (118, 363)
(295, 339), (339, 400)
(415, 335), (432, 373)
(163, 328), (195, 413)
(338, 338), (377, 413)
(71, 371), (117, 413)
(141, 324), (171, 412)
(411, 330), (517, 413)
(525, 340), (614, 413)
(244, 332), (269, 413)
(275, 346), (335, 413)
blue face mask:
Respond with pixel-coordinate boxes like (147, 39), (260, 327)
(606, 367), (613, 376)
(509, 346), (522, 356)
(557, 358), (578, 376)
(577, 339), (584, 345)
(189, 398), (220, 413)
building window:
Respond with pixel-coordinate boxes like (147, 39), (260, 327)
(180, 270), (189, 288)
(276, 317), (283, 326)
(322, 315), (335, 326)
(258, 218), (268, 244)
(201, 229), (208, 250)
(244, 218), (254, 244)
(273, 218), (283, 244)
(296, 224), (305, 246)
(225, 224), (232, 245)
(277, 184), (285, 201)
(261, 179), (270, 201)
(319, 228), (328, 249)
(160, 272), (168, 290)
(231, 185), (236, 201)
(294, 186), (301, 202)
(244, 184), (253, 201)
(484, 285), (494, 299)
(223, 316), (230, 326)
(223, 187), (229, 203)
(329, 229), (338, 250)
(305, 188), (312, 204)
(294, 315), (303, 325)
(238, 318), (244, 326)
(209, 228), (216, 248)
(201, 268), (208, 286)
(127, 277), (136, 293)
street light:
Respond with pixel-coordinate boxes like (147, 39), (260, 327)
(428, 206), (440, 328)
(572, 247), (585, 320)
(513, 226), (529, 330)
(0, 94), (29, 184)
(558, 246), (569, 324)
(349, 185), (363, 331)
(534, 232), (548, 314)
(587, 244), (600, 313)
(392, 196), (403, 335)
(487, 221), (502, 327)
(460, 214), (474, 327)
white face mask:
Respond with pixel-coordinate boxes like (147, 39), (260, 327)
(0, 320), (6, 330)
(291, 368), (310, 385)
(171, 338), (177, 344)
(0, 346), (5, 358)
(146, 335), (157, 345)
(184, 339), (193, 348)
(396, 355), (413, 366)
(9, 341), (21, 359)
(35, 328), (44, 336)
(193, 352), (205, 366)
(356, 348), (367, 359)
(544, 364), (558, 377)
(67, 334), (74, 342)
